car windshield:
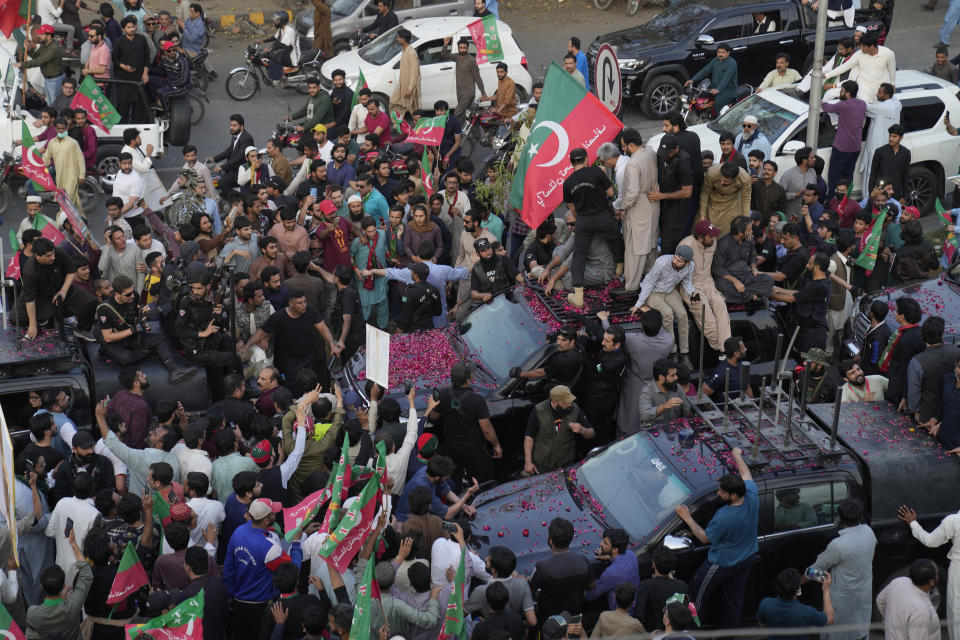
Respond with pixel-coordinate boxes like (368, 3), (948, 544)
(708, 94), (798, 141)
(577, 436), (692, 540)
(459, 291), (549, 380)
(359, 25), (406, 65)
(330, 0), (364, 15)
(644, 4), (712, 40)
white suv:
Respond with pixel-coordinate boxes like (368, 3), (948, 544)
(651, 69), (960, 214)
(320, 16), (533, 113)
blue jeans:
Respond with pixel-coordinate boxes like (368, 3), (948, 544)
(43, 74), (64, 106)
(940, 0), (960, 44)
(828, 147), (859, 198)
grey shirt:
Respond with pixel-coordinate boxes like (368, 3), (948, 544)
(638, 379), (691, 426)
(103, 431), (181, 498)
(465, 575), (535, 617)
(217, 232), (260, 273)
(813, 524), (877, 640)
(778, 165), (817, 217)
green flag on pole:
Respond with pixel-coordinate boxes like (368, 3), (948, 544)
(350, 69), (369, 110)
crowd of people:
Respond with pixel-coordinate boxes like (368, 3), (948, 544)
(5, 0), (960, 639)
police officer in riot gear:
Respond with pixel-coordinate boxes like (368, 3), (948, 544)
(396, 262), (443, 333)
(172, 267), (242, 388)
(96, 275), (198, 384)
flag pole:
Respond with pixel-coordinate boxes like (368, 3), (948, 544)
(21, 0), (32, 105)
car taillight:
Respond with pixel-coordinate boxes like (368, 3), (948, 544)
(521, 56), (527, 69)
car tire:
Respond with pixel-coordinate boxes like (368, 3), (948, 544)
(167, 98), (192, 146)
(594, 0), (613, 8)
(905, 166), (939, 216)
(96, 145), (123, 192)
(78, 176), (101, 213)
(515, 86), (528, 104)
(226, 68), (259, 101)
(188, 93), (205, 125)
(626, 0), (640, 15)
(0, 183), (12, 217)
(642, 75), (683, 119)
(371, 92), (391, 114)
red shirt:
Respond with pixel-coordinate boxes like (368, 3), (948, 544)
(364, 111), (392, 147)
(321, 216), (353, 271)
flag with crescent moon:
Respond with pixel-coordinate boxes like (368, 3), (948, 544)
(20, 122), (56, 192)
(0, 602), (25, 640)
(508, 62), (623, 230)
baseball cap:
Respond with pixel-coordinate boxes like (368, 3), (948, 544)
(416, 433), (438, 463)
(36, 24), (54, 34)
(248, 498), (283, 520)
(162, 40), (176, 50)
(473, 237), (491, 252)
(144, 590), (182, 617)
(312, 123), (327, 133)
(410, 262), (429, 280)
(251, 439), (273, 465)
(659, 133), (678, 149)
(267, 175), (286, 190)
(318, 199), (337, 215)
(743, 115), (758, 125)
(693, 220), (721, 237)
(568, 148), (587, 163)
(675, 245), (694, 262)
(549, 385), (576, 404)
(542, 613), (571, 640)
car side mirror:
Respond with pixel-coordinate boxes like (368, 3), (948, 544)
(663, 534), (692, 551)
(695, 34), (715, 47)
(782, 140), (805, 155)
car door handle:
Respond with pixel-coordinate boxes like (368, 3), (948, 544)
(779, 39), (794, 44)
(449, 8), (457, 13)
(439, 66), (453, 70)
(732, 46), (747, 51)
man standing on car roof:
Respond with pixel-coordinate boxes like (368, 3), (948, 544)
(442, 36), (486, 121)
(675, 446), (759, 629)
(18, 238), (98, 340)
(428, 361), (502, 486)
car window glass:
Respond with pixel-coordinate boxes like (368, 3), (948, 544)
(418, 0), (452, 5)
(358, 24), (404, 65)
(750, 10), (782, 34)
(416, 39), (448, 65)
(395, 0), (413, 9)
(789, 113), (836, 150)
(772, 481), (848, 531)
(782, 5), (800, 30)
(899, 97), (944, 133)
(330, 0), (365, 16)
(709, 95), (797, 142)
(706, 14), (746, 41)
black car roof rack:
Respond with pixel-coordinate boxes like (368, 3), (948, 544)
(522, 281), (637, 326)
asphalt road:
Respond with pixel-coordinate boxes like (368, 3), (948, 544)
(3, 0), (951, 239)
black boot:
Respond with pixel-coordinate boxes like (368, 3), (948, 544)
(163, 359), (198, 385)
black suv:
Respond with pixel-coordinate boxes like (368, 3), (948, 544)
(589, 0), (890, 119)
(470, 397), (957, 623)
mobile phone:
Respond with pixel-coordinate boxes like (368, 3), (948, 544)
(404, 381), (413, 395)
(441, 520), (458, 533)
(24, 458), (33, 475)
(569, 615), (582, 639)
(310, 187), (318, 199)
(431, 388), (440, 401)
(64, 517), (74, 537)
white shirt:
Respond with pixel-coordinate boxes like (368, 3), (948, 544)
(122, 144), (154, 174)
(173, 444), (213, 485)
(186, 496), (226, 551)
(303, 530), (357, 601)
(45, 497), (98, 585)
(825, 46), (896, 103)
(875, 576), (940, 640)
(840, 375), (888, 402)
(429, 537), (490, 587)
(137, 238), (166, 261)
(279, 423), (307, 488)
(37, 0), (62, 24)
(610, 155), (629, 209)
(349, 103), (368, 143)
(113, 169), (145, 218)
(0, 570), (17, 604)
(386, 407), (418, 496)
(95, 437), (128, 477)
(318, 140), (334, 164)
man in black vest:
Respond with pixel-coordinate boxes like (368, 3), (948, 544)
(884, 296), (925, 406)
(770, 252), (831, 353)
(96, 275), (197, 384)
(396, 262), (442, 333)
(466, 237), (522, 313)
(906, 316), (960, 425)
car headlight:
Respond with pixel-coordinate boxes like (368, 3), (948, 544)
(618, 57), (649, 73)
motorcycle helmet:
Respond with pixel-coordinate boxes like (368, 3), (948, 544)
(273, 10), (289, 28)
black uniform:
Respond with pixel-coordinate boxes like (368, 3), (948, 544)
(361, 10), (399, 35)
(562, 166), (618, 288)
(471, 255), (518, 296)
(792, 276), (830, 353)
(95, 295), (178, 366)
(17, 247), (97, 331)
(172, 295), (240, 370)
(542, 346), (585, 389)
(575, 316), (626, 443)
(396, 281), (442, 332)
(657, 149), (694, 255)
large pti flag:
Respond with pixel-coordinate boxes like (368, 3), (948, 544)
(0, 0), (27, 38)
(21, 121), (57, 192)
(420, 150), (435, 196)
(508, 62), (623, 229)
(350, 69), (369, 110)
(0, 407), (17, 565)
(438, 548), (468, 640)
(283, 486), (331, 542)
(320, 437), (351, 533)
(855, 207), (888, 275)
(347, 553), (377, 640)
(125, 590), (204, 640)
(466, 14), (503, 64)
(0, 602), (25, 640)
(71, 76), (121, 134)
(405, 114), (447, 147)
(107, 543), (149, 604)
(317, 471), (381, 572)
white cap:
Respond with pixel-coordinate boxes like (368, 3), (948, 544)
(743, 115), (758, 125)
(348, 194), (362, 204)
(855, 25), (867, 33)
(25, 195), (41, 204)
(244, 145), (259, 156)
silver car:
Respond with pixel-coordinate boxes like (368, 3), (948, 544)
(296, 0), (474, 55)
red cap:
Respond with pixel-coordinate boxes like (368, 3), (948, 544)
(902, 205), (921, 220)
(36, 24), (55, 35)
(162, 502), (193, 527)
(251, 439), (272, 464)
(162, 40), (177, 51)
(693, 220), (721, 237)
(318, 199), (337, 215)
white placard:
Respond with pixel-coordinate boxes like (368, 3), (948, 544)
(365, 324), (390, 389)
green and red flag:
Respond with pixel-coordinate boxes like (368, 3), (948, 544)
(21, 121), (57, 192)
(153, 490), (172, 527)
(0, 601), (25, 640)
(347, 554), (378, 640)
(438, 547), (468, 640)
(854, 206), (888, 275)
(318, 471), (381, 572)
(508, 62), (623, 229)
(466, 14), (503, 64)
(107, 542), (149, 604)
(937, 198), (959, 264)
(0, 0), (27, 39)
(420, 150), (436, 196)
(390, 109), (412, 138)
(33, 212), (64, 245)
(71, 76), (121, 134)
(405, 114), (447, 147)
(283, 485), (331, 542)
(320, 437), (351, 533)
(350, 69), (369, 110)
(54, 189), (89, 238)
(125, 589), (204, 640)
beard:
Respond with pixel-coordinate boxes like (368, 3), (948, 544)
(663, 380), (678, 391)
(140, 379), (150, 390)
(849, 374), (865, 387)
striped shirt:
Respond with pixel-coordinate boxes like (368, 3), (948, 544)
(634, 254), (696, 308)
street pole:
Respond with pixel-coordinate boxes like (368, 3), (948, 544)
(805, 0), (830, 150)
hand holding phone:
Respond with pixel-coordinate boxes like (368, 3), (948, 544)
(64, 517), (74, 537)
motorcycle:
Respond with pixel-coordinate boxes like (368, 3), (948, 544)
(0, 152), (101, 216)
(189, 49), (212, 92)
(680, 79), (754, 125)
(358, 143), (410, 179)
(271, 119), (304, 151)
(459, 101), (510, 158)
(225, 44), (324, 101)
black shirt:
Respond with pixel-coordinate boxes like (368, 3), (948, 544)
(754, 236), (777, 272)
(397, 280), (442, 332)
(362, 10), (399, 34)
(528, 551), (592, 619)
(636, 576), (692, 632)
(437, 385), (490, 446)
(332, 285), (365, 350)
(562, 166), (612, 217)
(16, 442), (64, 476)
(792, 277), (829, 328)
(439, 114), (463, 158)
(524, 240), (554, 271)
(777, 246), (808, 287)
(21, 247), (76, 303)
(675, 129), (702, 189)
(471, 255), (519, 294)
(262, 305), (324, 364)
(543, 347), (584, 386)
(471, 610), (524, 640)
(658, 149), (693, 194)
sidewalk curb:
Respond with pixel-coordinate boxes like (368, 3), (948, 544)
(212, 9), (292, 29)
